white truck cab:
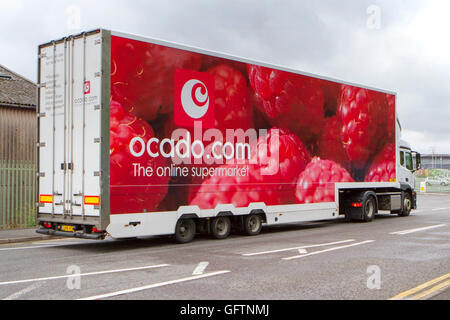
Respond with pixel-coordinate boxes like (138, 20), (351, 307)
(398, 139), (421, 189)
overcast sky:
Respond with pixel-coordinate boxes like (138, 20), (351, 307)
(1, 0), (449, 155)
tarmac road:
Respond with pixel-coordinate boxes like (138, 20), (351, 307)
(0, 193), (449, 301)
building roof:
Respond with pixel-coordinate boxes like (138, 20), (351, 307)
(422, 154), (450, 159)
(0, 64), (36, 110)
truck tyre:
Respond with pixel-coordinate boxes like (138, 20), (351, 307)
(210, 216), (231, 239)
(243, 214), (263, 236)
(362, 196), (376, 222)
(174, 219), (196, 244)
(399, 192), (412, 217)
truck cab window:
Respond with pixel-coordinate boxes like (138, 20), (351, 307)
(400, 151), (405, 166)
(405, 152), (413, 170)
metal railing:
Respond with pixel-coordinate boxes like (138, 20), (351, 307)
(0, 160), (36, 229)
(0, 106), (36, 229)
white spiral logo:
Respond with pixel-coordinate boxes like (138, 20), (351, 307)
(180, 79), (209, 119)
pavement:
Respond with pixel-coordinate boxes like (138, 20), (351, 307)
(0, 227), (58, 244)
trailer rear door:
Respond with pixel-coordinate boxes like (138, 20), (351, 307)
(37, 30), (106, 228)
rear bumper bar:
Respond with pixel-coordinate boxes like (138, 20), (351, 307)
(36, 228), (104, 240)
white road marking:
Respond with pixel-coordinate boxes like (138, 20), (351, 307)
(241, 239), (355, 257)
(389, 224), (446, 235)
(2, 283), (42, 300)
(192, 262), (209, 275)
(0, 243), (78, 251)
(431, 207), (450, 211)
(0, 264), (169, 286)
(78, 270), (231, 300)
(298, 249), (308, 254)
(283, 240), (376, 261)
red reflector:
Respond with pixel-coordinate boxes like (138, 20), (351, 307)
(43, 222), (52, 228)
(92, 227), (102, 233)
(352, 202), (362, 208)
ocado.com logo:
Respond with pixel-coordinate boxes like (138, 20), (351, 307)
(174, 69), (215, 128)
(180, 79), (209, 119)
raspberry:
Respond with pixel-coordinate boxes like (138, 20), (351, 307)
(365, 143), (396, 182)
(295, 158), (354, 204)
(111, 36), (202, 121)
(247, 65), (325, 146)
(189, 128), (311, 208)
(320, 80), (341, 116)
(206, 64), (254, 132)
(189, 163), (286, 209)
(386, 94), (396, 143)
(110, 101), (169, 214)
(317, 116), (349, 169)
(249, 127), (311, 183)
(201, 56), (248, 77)
(338, 85), (388, 169)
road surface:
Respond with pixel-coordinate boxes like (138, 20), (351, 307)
(0, 193), (449, 301)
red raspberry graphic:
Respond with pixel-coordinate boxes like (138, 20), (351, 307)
(247, 65), (325, 146)
(320, 80), (341, 116)
(189, 163), (287, 209)
(206, 64), (254, 133)
(295, 158), (354, 204)
(201, 56), (248, 77)
(365, 143), (396, 182)
(317, 116), (349, 169)
(249, 127), (311, 183)
(189, 128), (311, 208)
(386, 94), (396, 143)
(111, 36), (202, 122)
(338, 85), (388, 169)
(110, 101), (169, 214)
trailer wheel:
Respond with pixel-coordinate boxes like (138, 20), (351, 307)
(243, 214), (262, 236)
(210, 216), (231, 239)
(362, 196), (376, 222)
(174, 219), (196, 244)
(398, 192), (412, 217)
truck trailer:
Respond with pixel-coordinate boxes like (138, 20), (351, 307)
(36, 29), (421, 243)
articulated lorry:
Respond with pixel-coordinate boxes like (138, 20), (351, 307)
(36, 29), (421, 243)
